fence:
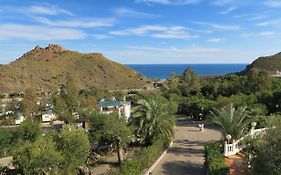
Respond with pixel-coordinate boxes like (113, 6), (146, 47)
(224, 128), (267, 157)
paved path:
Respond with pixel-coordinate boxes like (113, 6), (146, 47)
(151, 117), (222, 175)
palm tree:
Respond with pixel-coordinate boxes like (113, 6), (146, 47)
(130, 95), (175, 145)
(211, 104), (253, 140)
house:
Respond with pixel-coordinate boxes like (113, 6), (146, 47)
(42, 113), (57, 122)
(273, 70), (281, 78)
(99, 98), (131, 119)
(15, 114), (25, 125)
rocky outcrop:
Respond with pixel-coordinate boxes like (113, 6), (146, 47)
(46, 44), (65, 53)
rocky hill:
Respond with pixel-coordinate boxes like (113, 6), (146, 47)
(0, 44), (150, 93)
(242, 52), (281, 74)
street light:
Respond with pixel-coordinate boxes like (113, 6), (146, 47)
(251, 122), (257, 130)
(226, 134), (232, 144)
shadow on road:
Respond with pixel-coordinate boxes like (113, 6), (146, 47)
(159, 160), (204, 175)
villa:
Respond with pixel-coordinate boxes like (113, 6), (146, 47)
(42, 113), (57, 122)
(99, 98), (131, 120)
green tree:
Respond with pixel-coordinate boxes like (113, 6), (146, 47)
(246, 69), (272, 93)
(211, 104), (253, 140)
(0, 128), (13, 156)
(52, 75), (82, 123)
(249, 117), (281, 174)
(16, 118), (41, 142)
(180, 95), (216, 119)
(13, 137), (62, 175)
(180, 68), (201, 96)
(20, 88), (40, 118)
(58, 125), (90, 174)
(88, 112), (131, 147)
(130, 94), (176, 145)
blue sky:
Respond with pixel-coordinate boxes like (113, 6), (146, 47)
(0, 0), (281, 64)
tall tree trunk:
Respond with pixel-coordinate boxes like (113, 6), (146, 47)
(116, 136), (123, 166)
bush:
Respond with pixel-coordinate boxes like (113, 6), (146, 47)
(116, 139), (167, 175)
(0, 128), (13, 157)
(0, 93), (5, 99)
(205, 141), (228, 175)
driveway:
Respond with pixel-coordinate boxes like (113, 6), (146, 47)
(151, 117), (222, 175)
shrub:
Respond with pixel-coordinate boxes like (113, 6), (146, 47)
(0, 93), (5, 99)
(116, 139), (167, 175)
(0, 128), (13, 157)
(205, 141), (228, 175)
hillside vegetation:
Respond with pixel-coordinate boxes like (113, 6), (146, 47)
(0, 44), (150, 93)
(242, 52), (281, 74)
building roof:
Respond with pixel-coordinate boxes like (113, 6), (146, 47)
(99, 100), (131, 108)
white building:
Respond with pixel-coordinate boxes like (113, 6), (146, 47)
(99, 99), (131, 120)
(42, 113), (57, 122)
(15, 115), (25, 125)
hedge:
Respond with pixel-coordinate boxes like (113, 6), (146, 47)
(115, 139), (167, 175)
(205, 141), (229, 175)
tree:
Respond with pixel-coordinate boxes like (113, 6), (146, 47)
(12, 137), (62, 175)
(180, 68), (201, 96)
(211, 104), (253, 140)
(248, 117), (281, 174)
(246, 69), (272, 94)
(20, 88), (40, 118)
(52, 75), (82, 123)
(0, 128), (13, 156)
(130, 94), (176, 145)
(180, 95), (215, 119)
(16, 118), (41, 142)
(88, 112), (131, 148)
(58, 125), (90, 174)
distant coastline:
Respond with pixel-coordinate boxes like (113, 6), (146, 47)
(126, 64), (248, 79)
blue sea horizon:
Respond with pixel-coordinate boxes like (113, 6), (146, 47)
(126, 64), (248, 79)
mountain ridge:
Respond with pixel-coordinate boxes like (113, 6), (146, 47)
(0, 44), (151, 93)
(241, 52), (281, 74)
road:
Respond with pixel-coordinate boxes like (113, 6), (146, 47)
(151, 117), (221, 175)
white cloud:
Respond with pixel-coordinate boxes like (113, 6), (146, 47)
(135, 0), (201, 5)
(26, 4), (73, 16)
(91, 34), (112, 40)
(0, 24), (86, 40)
(240, 33), (254, 38)
(212, 0), (258, 7)
(220, 6), (236, 14)
(212, 0), (234, 6)
(0, 4), (73, 16)
(258, 31), (276, 38)
(113, 7), (160, 18)
(234, 12), (270, 21)
(109, 25), (199, 40)
(264, 0), (281, 7)
(101, 45), (228, 64)
(256, 19), (281, 26)
(32, 16), (115, 28)
(207, 38), (225, 43)
(127, 45), (221, 53)
(212, 24), (240, 30)
(188, 21), (241, 31)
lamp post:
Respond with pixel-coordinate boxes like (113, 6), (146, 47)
(251, 122), (257, 136)
(226, 134), (232, 144)
(224, 134), (232, 157)
(251, 122), (257, 129)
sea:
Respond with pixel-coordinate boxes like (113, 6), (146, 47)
(126, 64), (248, 79)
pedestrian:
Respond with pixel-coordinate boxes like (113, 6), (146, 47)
(201, 123), (204, 132)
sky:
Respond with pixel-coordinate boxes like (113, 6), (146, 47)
(0, 0), (281, 64)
